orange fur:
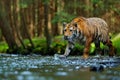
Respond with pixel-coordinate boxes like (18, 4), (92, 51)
(63, 17), (115, 59)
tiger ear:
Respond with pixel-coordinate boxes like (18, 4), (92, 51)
(63, 22), (67, 27)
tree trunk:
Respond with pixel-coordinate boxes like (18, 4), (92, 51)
(12, 0), (25, 48)
(0, 17), (18, 49)
(51, 0), (59, 36)
(84, 0), (91, 17)
(44, 1), (51, 48)
(20, 8), (34, 48)
(37, 0), (44, 37)
(0, 1), (18, 49)
(27, 0), (35, 38)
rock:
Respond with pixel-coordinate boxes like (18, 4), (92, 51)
(90, 65), (104, 72)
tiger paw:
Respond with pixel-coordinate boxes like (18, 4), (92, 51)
(83, 54), (89, 59)
(54, 54), (66, 60)
(59, 55), (67, 59)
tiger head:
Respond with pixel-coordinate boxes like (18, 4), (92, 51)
(63, 22), (79, 42)
(63, 17), (87, 42)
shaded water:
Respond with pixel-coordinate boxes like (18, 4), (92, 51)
(0, 54), (120, 80)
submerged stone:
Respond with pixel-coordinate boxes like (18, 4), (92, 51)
(90, 65), (104, 72)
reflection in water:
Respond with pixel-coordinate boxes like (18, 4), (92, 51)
(0, 54), (120, 80)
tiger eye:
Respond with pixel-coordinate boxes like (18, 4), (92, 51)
(64, 29), (66, 31)
(70, 29), (72, 32)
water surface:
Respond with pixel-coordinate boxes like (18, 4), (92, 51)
(0, 54), (120, 80)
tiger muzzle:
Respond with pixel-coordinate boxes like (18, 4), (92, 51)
(64, 36), (68, 40)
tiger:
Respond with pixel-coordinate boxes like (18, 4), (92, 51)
(61, 16), (115, 59)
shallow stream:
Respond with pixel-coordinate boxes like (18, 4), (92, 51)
(0, 54), (120, 80)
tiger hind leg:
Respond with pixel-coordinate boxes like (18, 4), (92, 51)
(105, 39), (115, 57)
(94, 41), (102, 56)
(83, 37), (92, 59)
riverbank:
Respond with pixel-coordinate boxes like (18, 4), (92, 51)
(0, 34), (120, 56)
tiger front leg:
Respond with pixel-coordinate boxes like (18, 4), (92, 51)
(83, 37), (92, 59)
(60, 42), (74, 58)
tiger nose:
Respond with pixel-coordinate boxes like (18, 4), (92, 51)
(64, 36), (68, 40)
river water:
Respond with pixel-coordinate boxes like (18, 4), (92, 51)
(0, 54), (120, 80)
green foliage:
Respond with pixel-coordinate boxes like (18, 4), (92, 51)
(71, 43), (84, 55)
(24, 37), (46, 48)
(112, 33), (120, 55)
(0, 41), (8, 53)
(90, 43), (95, 54)
(52, 11), (76, 23)
(19, 0), (34, 8)
(42, 0), (50, 4)
(51, 36), (67, 54)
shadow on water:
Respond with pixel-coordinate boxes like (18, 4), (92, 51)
(0, 54), (120, 80)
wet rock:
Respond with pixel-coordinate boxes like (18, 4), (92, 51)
(90, 64), (104, 72)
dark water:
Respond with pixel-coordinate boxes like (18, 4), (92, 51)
(0, 54), (120, 80)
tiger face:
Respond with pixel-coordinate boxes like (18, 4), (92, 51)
(63, 22), (78, 42)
